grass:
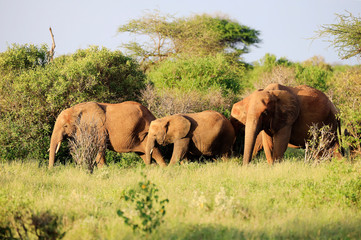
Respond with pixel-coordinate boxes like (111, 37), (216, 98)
(1, 157), (361, 239)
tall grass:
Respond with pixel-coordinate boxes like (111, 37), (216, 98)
(1, 159), (361, 239)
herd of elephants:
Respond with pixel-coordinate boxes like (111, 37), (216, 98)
(48, 83), (341, 168)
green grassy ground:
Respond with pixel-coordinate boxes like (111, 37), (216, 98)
(1, 158), (361, 239)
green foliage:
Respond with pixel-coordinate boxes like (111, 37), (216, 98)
(258, 53), (293, 72)
(0, 189), (66, 240)
(117, 172), (169, 235)
(294, 63), (330, 92)
(315, 11), (361, 60)
(343, 176), (361, 208)
(105, 151), (143, 168)
(213, 17), (261, 55)
(143, 54), (245, 118)
(0, 206), (65, 240)
(0, 45), (146, 161)
(118, 10), (260, 67)
(147, 54), (246, 95)
(0, 44), (48, 74)
(331, 67), (361, 154)
(246, 54), (296, 90)
(141, 85), (238, 118)
(171, 14), (260, 58)
(247, 54), (333, 92)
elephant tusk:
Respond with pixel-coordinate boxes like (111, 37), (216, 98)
(55, 141), (61, 154)
(150, 148), (153, 155)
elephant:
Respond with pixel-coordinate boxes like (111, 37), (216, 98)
(230, 83), (340, 165)
(49, 101), (167, 168)
(145, 110), (236, 165)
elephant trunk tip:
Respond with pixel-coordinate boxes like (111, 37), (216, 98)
(49, 140), (62, 169)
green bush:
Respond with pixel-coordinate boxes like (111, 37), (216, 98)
(143, 54), (246, 118)
(0, 45), (146, 161)
(295, 64), (330, 92)
(147, 54), (247, 95)
(117, 172), (169, 235)
(245, 53), (294, 88)
(331, 67), (361, 154)
(0, 43), (48, 74)
(141, 84), (238, 118)
(0, 194), (65, 240)
(246, 54), (334, 93)
(105, 151), (143, 168)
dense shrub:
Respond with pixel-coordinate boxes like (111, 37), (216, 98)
(147, 54), (247, 95)
(0, 45), (146, 161)
(141, 85), (238, 118)
(0, 44), (48, 73)
(294, 64), (330, 92)
(253, 66), (298, 91)
(331, 67), (361, 154)
(246, 53), (293, 87)
(246, 54), (334, 92)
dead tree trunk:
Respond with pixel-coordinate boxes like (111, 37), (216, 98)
(48, 27), (56, 62)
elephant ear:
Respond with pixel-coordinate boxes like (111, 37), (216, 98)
(231, 93), (254, 125)
(165, 115), (191, 143)
(271, 90), (300, 132)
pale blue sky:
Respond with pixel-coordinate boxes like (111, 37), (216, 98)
(0, 0), (360, 65)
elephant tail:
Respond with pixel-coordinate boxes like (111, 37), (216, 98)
(336, 116), (345, 156)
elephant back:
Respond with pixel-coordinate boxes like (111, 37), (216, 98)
(187, 110), (235, 155)
(72, 102), (106, 133)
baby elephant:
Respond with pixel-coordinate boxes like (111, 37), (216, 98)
(145, 110), (235, 165)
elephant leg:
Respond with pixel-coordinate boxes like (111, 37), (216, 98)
(261, 131), (274, 164)
(253, 132), (264, 158)
(150, 148), (167, 167)
(139, 154), (149, 164)
(169, 138), (190, 166)
(139, 151), (166, 167)
(273, 125), (292, 162)
(95, 151), (106, 167)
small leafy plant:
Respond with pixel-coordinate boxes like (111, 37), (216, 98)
(117, 172), (169, 235)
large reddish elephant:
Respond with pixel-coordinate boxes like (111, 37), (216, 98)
(231, 83), (340, 165)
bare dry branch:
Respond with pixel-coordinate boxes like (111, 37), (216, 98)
(48, 27), (56, 62)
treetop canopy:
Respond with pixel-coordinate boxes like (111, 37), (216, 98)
(118, 11), (261, 67)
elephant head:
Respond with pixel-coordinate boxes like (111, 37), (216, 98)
(49, 102), (106, 168)
(231, 89), (299, 164)
(145, 115), (191, 164)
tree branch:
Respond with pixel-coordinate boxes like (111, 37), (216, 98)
(48, 27), (56, 62)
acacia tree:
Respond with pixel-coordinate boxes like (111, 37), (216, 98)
(316, 12), (361, 60)
(118, 11), (261, 68)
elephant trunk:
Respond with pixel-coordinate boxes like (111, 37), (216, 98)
(243, 114), (262, 165)
(49, 123), (64, 168)
(145, 135), (156, 165)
